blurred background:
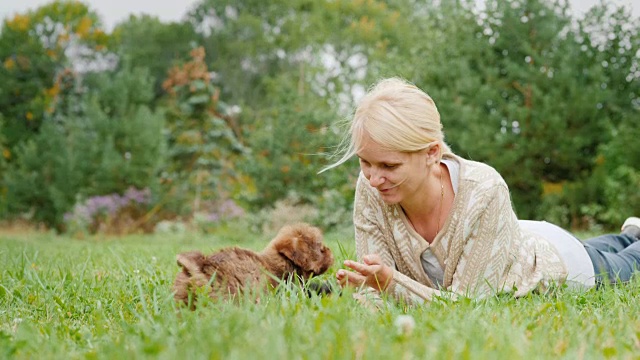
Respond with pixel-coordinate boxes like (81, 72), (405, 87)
(0, 0), (638, 237)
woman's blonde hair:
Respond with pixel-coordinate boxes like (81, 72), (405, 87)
(321, 77), (452, 172)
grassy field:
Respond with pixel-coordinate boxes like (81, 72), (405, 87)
(1, 225), (639, 359)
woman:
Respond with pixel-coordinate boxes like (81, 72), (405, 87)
(324, 77), (640, 305)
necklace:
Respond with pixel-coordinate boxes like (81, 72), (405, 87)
(405, 164), (446, 242)
(436, 165), (444, 236)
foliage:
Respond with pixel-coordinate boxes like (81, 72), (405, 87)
(243, 189), (354, 235)
(235, 77), (355, 209)
(360, 0), (639, 223)
(1, 231), (640, 358)
(111, 14), (199, 99)
(2, 66), (165, 229)
(192, 198), (246, 234)
(63, 187), (154, 236)
(160, 47), (245, 216)
(0, 0), (639, 232)
(0, 0), (109, 151)
(187, 0), (401, 218)
(0, 116), (6, 216)
(577, 117), (640, 228)
(520, 2), (640, 227)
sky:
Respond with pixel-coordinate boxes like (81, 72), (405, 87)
(1, 0), (639, 31)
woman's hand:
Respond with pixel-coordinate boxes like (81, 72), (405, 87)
(336, 254), (393, 292)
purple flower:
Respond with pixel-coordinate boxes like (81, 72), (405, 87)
(64, 187), (153, 229)
(206, 212), (220, 222)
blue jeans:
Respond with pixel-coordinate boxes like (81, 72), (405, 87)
(583, 234), (640, 285)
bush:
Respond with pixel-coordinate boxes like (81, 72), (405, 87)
(63, 187), (154, 236)
(192, 198), (246, 234)
(2, 67), (165, 230)
(160, 47), (245, 218)
(236, 78), (358, 217)
(0, 115), (7, 217)
(538, 121), (640, 231)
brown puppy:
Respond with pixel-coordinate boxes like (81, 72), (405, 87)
(173, 223), (333, 306)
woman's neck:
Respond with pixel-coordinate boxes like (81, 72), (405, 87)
(400, 163), (451, 241)
(401, 164), (445, 215)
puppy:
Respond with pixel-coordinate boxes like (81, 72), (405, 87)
(173, 223), (334, 306)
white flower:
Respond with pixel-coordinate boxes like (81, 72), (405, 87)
(394, 315), (416, 336)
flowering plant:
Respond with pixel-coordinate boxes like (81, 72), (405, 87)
(193, 199), (245, 233)
(64, 187), (153, 235)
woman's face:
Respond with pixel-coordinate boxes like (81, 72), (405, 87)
(356, 134), (429, 205)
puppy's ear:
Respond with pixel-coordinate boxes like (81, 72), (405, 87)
(275, 225), (327, 275)
(276, 235), (301, 265)
(176, 251), (209, 285)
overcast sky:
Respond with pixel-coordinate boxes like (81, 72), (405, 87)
(1, 0), (638, 31)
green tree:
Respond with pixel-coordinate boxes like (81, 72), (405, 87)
(0, 1), (109, 151)
(3, 66), (165, 229)
(110, 15), (198, 99)
(160, 47), (244, 215)
(236, 76), (353, 209)
(391, 0), (611, 220)
(0, 115), (7, 216)
(472, 0), (611, 218)
(563, 3), (640, 228)
(186, 0), (411, 213)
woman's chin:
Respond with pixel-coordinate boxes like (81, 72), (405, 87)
(379, 192), (401, 205)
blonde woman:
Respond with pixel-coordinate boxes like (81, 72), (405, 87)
(324, 77), (640, 305)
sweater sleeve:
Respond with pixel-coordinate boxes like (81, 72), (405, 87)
(352, 174), (394, 306)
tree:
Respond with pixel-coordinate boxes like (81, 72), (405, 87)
(0, 115), (7, 216)
(160, 47), (245, 215)
(3, 65), (165, 229)
(0, 1), (109, 151)
(186, 0), (413, 210)
(397, 0), (611, 219)
(110, 15), (199, 99)
(562, 3), (640, 228)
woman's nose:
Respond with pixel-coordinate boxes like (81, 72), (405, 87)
(368, 169), (384, 187)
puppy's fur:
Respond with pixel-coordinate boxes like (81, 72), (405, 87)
(173, 223), (333, 306)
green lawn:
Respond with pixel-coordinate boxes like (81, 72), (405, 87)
(1, 227), (639, 359)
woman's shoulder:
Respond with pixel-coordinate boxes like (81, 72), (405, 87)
(446, 154), (506, 188)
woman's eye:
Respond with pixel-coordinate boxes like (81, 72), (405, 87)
(383, 164), (397, 169)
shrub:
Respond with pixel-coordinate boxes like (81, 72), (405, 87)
(2, 67), (165, 230)
(193, 198), (246, 234)
(0, 115), (7, 217)
(243, 192), (319, 235)
(235, 78), (358, 219)
(160, 47), (245, 218)
(63, 187), (154, 236)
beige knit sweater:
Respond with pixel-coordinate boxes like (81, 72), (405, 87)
(353, 154), (567, 305)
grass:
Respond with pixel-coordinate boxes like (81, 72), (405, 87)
(1, 226), (639, 359)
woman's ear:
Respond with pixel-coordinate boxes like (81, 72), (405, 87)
(426, 142), (441, 165)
